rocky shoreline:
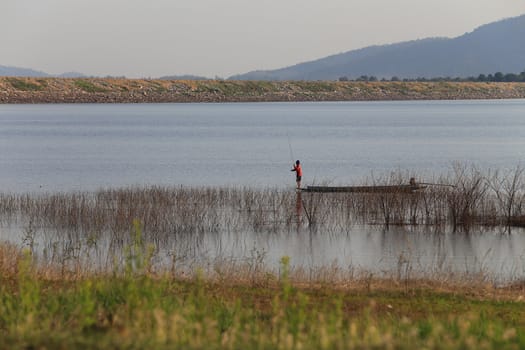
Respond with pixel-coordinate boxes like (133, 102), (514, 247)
(1, 77), (525, 103)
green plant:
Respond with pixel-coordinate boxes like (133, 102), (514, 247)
(124, 219), (155, 276)
(7, 78), (44, 91)
(74, 80), (108, 93)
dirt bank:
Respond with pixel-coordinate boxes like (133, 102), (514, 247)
(1, 77), (525, 103)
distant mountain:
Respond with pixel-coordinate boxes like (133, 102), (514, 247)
(0, 65), (49, 77)
(57, 72), (87, 78)
(0, 65), (87, 78)
(230, 14), (525, 81)
(158, 74), (209, 80)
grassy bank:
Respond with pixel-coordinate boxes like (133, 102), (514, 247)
(1, 77), (525, 103)
(1, 243), (525, 349)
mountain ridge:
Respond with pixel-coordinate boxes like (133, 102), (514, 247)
(0, 65), (50, 77)
(0, 65), (86, 78)
(2, 15), (525, 81)
(230, 14), (525, 81)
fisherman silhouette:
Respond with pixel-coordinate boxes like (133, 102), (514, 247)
(291, 160), (302, 189)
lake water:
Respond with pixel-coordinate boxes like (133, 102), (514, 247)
(3, 220), (525, 282)
(1, 100), (525, 192)
(1, 100), (525, 281)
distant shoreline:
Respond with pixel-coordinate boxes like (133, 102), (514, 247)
(1, 77), (525, 104)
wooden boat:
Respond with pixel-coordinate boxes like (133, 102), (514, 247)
(301, 184), (427, 193)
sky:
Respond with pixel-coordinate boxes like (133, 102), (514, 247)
(2, 0), (525, 78)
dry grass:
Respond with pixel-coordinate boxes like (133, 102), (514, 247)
(0, 242), (21, 278)
(2, 77), (525, 103)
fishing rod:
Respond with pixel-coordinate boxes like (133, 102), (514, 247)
(286, 131), (295, 165)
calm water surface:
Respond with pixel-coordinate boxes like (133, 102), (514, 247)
(1, 100), (525, 192)
(1, 100), (525, 280)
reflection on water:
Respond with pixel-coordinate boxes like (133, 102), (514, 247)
(2, 220), (524, 283)
(211, 226), (525, 281)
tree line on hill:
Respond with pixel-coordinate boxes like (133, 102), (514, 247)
(339, 70), (525, 83)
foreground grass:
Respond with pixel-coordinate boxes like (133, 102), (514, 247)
(1, 248), (524, 349)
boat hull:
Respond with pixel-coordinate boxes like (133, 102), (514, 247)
(302, 185), (427, 193)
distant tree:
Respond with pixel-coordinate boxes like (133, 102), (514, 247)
(503, 73), (518, 82)
(376, 70), (525, 83)
(357, 75), (369, 82)
(338, 76), (349, 82)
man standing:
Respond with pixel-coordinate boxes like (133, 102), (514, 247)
(291, 160), (302, 189)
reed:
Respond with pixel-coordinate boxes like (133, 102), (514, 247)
(2, 166), (525, 238)
(488, 165), (525, 231)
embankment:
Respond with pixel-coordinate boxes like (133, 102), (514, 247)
(1, 77), (525, 103)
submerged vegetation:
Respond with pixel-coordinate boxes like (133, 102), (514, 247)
(3, 165), (525, 238)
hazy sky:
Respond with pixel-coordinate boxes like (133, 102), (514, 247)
(2, 0), (525, 78)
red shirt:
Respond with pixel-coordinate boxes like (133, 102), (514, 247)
(293, 164), (303, 177)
